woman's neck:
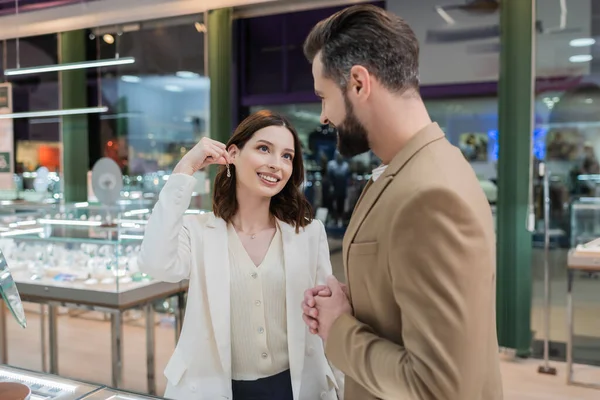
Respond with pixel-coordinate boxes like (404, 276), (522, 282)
(231, 188), (274, 233)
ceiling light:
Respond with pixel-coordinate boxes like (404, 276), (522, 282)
(0, 107), (108, 120)
(570, 38), (596, 47)
(103, 34), (115, 44)
(176, 71), (200, 79)
(570, 54), (593, 63)
(121, 75), (141, 83)
(4, 57), (135, 76)
(434, 6), (455, 25)
(164, 85), (183, 92)
(195, 22), (207, 33)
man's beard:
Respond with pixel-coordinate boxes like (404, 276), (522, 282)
(335, 94), (370, 157)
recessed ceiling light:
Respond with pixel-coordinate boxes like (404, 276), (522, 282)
(165, 85), (183, 92)
(121, 75), (140, 83)
(570, 54), (593, 63)
(176, 71), (200, 79)
(103, 34), (115, 45)
(570, 38), (596, 47)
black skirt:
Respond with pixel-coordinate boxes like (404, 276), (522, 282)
(232, 369), (293, 400)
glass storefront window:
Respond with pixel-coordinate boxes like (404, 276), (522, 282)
(532, 0), (600, 366)
(250, 98), (501, 234)
(0, 34), (60, 199)
(425, 97), (498, 204)
(88, 14), (208, 204)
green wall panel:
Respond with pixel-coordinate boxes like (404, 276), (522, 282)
(496, 0), (535, 356)
(60, 30), (89, 203)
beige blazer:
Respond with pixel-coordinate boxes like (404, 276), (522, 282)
(138, 173), (343, 400)
(325, 123), (503, 400)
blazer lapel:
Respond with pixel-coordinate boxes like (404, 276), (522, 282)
(278, 220), (306, 400)
(343, 123), (446, 280)
(204, 214), (232, 379)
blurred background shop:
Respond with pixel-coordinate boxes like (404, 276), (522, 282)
(0, 0), (598, 398)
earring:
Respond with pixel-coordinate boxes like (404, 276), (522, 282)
(226, 164), (231, 178)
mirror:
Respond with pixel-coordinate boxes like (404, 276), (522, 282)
(0, 249), (26, 328)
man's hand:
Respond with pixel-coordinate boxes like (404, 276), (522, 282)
(302, 279), (350, 334)
(302, 285), (330, 334)
(313, 276), (353, 343)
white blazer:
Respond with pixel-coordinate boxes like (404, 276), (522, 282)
(138, 173), (344, 400)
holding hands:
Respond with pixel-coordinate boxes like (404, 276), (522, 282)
(173, 137), (233, 175)
(302, 276), (352, 343)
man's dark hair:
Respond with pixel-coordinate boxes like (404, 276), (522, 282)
(303, 4), (419, 93)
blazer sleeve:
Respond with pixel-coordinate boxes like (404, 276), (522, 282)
(324, 187), (494, 400)
(138, 173), (197, 283)
(314, 220), (346, 399)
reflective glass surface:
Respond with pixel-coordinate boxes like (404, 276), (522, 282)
(0, 248), (26, 328)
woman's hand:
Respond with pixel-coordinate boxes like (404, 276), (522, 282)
(173, 137), (233, 175)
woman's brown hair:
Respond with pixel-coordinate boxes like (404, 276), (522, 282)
(212, 110), (313, 232)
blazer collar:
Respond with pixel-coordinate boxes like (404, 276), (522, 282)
(383, 122), (445, 179)
(342, 123), (446, 276)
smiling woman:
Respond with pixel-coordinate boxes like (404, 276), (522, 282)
(138, 109), (344, 400)
(213, 110), (312, 232)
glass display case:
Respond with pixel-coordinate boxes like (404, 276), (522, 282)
(81, 388), (162, 399)
(0, 364), (164, 399)
(570, 198), (600, 248)
(0, 204), (194, 393)
(0, 204), (204, 302)
(0, 364), (101, 399)
(0, 206), (151, 304)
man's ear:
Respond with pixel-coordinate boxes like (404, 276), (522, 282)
(348, 65), (371, 102)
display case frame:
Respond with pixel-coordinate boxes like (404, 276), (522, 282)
(570, 197), (600, 248)
(0, 364), (167, 399)
(0, 364), (102, 399)
(0, 206), (193, 395)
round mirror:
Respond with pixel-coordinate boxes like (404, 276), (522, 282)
(0, 249), (26, 328)
(91, 157), (123, 206)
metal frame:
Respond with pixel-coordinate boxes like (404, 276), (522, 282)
(0, 283), (187, 395)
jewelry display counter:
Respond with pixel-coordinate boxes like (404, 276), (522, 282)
(567, 237), (600, 389)
(0, 207), (202, 395)
(0, 364), (164, 399)
(0, 364), (102, 399)
(81, 387), (162, 399)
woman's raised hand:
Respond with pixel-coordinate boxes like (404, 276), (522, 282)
(173, 137), (233, 175)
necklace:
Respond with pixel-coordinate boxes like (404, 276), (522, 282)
(233, 223), (273, 240)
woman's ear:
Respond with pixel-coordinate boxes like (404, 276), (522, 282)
(228, 145), (239, 164)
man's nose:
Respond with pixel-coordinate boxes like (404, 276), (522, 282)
(320, 113), (329, 125)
